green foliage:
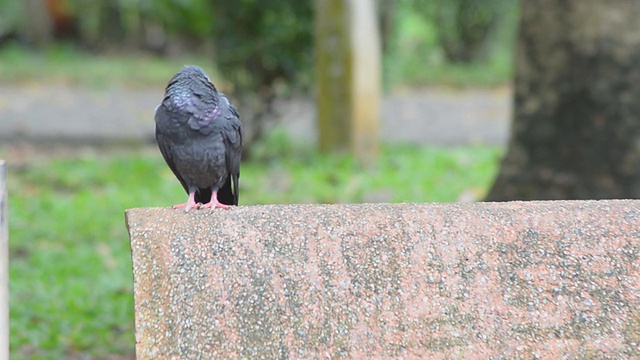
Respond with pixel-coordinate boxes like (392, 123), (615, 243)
(208, 1), (314, 147)
(51, 0), (313, 90)
(431, 0), (512, 63)
(65, 0), (215, 49)
(386, 0), (518, 87)
(7, 139), (500, 358)
(0, 0), (20, 38)
(211, 1), (313, 93)
(146, 0), (214, 38)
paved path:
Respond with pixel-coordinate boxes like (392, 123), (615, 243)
(0, 84), (511, 146)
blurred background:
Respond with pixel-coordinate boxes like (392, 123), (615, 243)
(3, 0), (639, 358)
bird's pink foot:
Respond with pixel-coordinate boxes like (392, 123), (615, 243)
(200, 201), (230, 210)
(172, 192), (199, 212)
(201, 191), (231, 210)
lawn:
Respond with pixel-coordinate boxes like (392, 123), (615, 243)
(0, 43), (217, 89)
(5, 139), (502, 359)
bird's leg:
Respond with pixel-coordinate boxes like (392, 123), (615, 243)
(201, 191), (230, 210)
(172, 192), (199, 212)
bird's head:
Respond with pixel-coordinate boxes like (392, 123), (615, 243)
(166, 65), (217, 93)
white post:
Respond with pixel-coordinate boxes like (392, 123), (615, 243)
(349, 0), (381, 164)
(0, 160), (7, 358)
(316, 0), (380, 163)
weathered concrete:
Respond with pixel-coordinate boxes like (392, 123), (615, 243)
(0, 161), (7, 359)
(126, 201), (640, 359)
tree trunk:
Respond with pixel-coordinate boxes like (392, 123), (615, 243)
(487, 0), (640, 201)
(316, 0), (381, 164)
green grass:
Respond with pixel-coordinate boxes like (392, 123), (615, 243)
(5, 138), (502, 359)
(387, 49), (514, 88)
(0, 42), (218, 89)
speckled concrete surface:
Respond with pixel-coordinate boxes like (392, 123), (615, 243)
(126, 200), (640, 359)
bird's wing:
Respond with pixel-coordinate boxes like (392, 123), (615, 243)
(154, 110), (189, 194)
(155, 134), (190, 195)
(160, 83), (221, 136)
(184, 89), (222, 135)
(220, 95), (243, 205)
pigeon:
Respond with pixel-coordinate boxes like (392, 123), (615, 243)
(155, 65), (242, 211)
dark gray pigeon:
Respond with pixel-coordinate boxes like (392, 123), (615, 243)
(155, 65), (242, 211)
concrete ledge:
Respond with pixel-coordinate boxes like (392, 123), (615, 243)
(126, 201), (640, 359)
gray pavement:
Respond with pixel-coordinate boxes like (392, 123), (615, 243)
(0, 84), (511, 146)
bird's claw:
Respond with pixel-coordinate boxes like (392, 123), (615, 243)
(172, 201), (231, 211)
(200, 201), (231, 210)
(172, 200), (199, 212)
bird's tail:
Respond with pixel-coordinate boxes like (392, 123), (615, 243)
(195, 177), (237, 206)
(216, 177), (237, 206)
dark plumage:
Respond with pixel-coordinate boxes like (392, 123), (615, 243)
(155, 65), (242, 211)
